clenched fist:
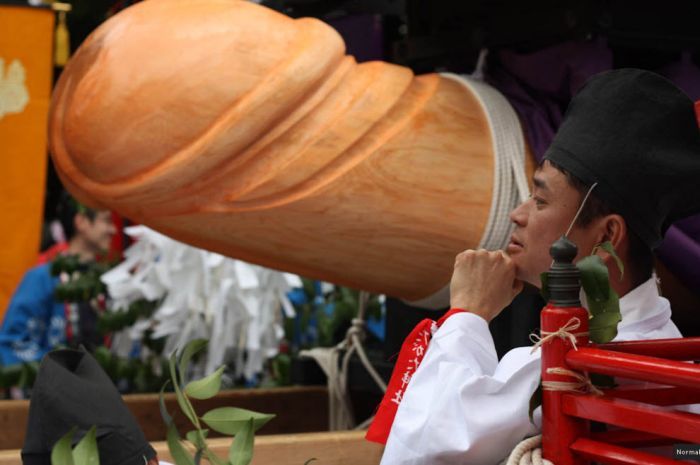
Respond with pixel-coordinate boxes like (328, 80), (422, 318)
(449, 250), (524, 322)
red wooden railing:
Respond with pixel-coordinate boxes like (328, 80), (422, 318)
(540, 302), (700, 465)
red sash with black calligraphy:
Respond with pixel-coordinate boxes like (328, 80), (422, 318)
(365, 308), (468, 444)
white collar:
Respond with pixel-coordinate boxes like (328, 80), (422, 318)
(616, 276), (672, 334)
(580, 276), (670, 333)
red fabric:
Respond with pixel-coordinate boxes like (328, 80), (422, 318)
(64, 302), (73, 342)
(107, 212), (124, 261)
(365, 308), (468, 444)
(695, 101), (700, 128)
(36, 242), (69, 264)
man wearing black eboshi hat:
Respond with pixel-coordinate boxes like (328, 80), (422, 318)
(21, 349), (158, 465)
(374, 69), (700, 464)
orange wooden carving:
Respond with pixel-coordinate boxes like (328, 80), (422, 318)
(49, 0), (533, 300)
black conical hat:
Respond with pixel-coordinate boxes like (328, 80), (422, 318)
(21, 349), (156, 465)
(544, 68), (700, 248)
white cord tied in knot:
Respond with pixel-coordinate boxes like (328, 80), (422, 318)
(542, 367), (604, 396)
(342, 318), (366, 348)
(529, 317), (589, 354)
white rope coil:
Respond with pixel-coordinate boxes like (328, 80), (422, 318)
(407, 74), (530, 310)
(502, 435), (554, 465)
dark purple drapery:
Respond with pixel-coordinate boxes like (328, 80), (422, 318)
(485, 42), (700, 292)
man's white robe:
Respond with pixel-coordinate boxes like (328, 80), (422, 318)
(380, 278), (682, 465)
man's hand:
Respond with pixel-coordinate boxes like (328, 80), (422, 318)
(449, 249), (524, 322)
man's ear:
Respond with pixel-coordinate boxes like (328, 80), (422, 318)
(599, 214), (627, 250)
(592, 214), (628, 279)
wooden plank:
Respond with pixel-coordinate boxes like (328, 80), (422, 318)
(0, 431), (383, 465)
(0, 386), (328, 450)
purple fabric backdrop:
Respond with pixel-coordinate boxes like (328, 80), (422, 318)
(656, 53), (700, 291)
(485, 40), (613, 160)
(486, 42), (700, 291)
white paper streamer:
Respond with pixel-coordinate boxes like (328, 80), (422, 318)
(100, 226), (301, 379)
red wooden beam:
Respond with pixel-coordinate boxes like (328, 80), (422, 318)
(562, 394), (700, 444)
(604, 385), (700, 406)
(597, 338), (700, 360)
(590, 429), (676, 448)
(570, 438), (687, 465)
(567, 348), (700, 391)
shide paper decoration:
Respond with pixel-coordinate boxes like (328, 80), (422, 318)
(101, 226), (302, 380)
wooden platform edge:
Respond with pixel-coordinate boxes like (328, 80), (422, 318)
(0, 386), (329, 450)
(0, 430), (384, 465)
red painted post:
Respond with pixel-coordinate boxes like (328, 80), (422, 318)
(541, 304), (590, 465)
(540, 237), (590, 465)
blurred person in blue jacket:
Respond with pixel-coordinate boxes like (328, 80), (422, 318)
(0, 196), (116, 366)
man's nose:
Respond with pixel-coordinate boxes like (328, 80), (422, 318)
(509, 201), (528, 227)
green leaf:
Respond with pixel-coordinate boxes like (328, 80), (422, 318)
(185, 430), (209, 450)
(528, 383), (542, 425)
(203, 449), (227, 465)
(178, 339), (208, 383)
(201, 407), (275, 435)
(51, 427), (76, 465)
(73, 426), (99, 465)
(596, 241), (624, 280)
(159, 381), (173, 426)
(539, 272), (550, 302)
(18, 362), (38, 389)
(577, 255), (609, 302)
(228, 419), (254, 465)
(0, 364), (22, 388)
(169, 353), (198, 426)
(92, 346), (112, 370)
(184, 366), (225, 400)
(166, 422), (195, 465)
(588, 308), (621, 344)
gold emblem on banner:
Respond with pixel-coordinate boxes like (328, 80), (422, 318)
(0, 58), (30, 120)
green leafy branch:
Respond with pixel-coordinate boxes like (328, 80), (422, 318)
(160, 339), (275, 465)
(530, 241), (623, 422)
(93, 346), (169, 393)
(540, 240), (623, 344)
(51, 255), (113, 302)
(0, 361), (39, 391)
(96, 299), (160, 335)
(51, 426), (99, 465)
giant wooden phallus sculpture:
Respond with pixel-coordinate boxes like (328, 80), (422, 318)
(49, 0), (532, 303)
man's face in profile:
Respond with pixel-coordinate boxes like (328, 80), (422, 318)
(78, 210), (116, 254)
(507, 161), (599, 287)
